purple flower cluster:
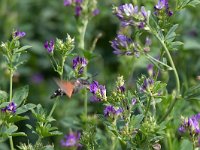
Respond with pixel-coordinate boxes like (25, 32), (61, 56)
(89, 81), (106, 102)
(179, 113), (200, 147)
(104, 105), (123, 117)
(61, 132), (81, 148)
(64, 0), (99, 17)
(140, 78), (154, 92)
(44, 40), (54, 53)
(13, 30), (26, 38)
(64, 0), (83, 16)
(64, 0), (85, 17)
(179, 113), (200, 134)
(72, 56), (88, 75)
(111, 34), (138, 56)
(114, 4), (148, 28)
(1, 102), (17, 114)
(154, 0), (173, 17)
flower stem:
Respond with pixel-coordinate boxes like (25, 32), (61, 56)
(9, 63), (14, 149)
(9, 69), (13, 102)
(78, 20), (88, 50)
(9, 136), (14, 150)
(77, 12), (89, 118)
(47, 97), (59, 119)
(144, 97), (151, 120)
(154, 34), (180, 122)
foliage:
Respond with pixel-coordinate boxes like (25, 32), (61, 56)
(0, 0), (200, 150)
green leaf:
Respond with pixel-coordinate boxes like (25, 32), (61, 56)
(26, 124), (33, 130)
(48, 131), (62, 136)
(11, 132), (27, 137)
(0, 90), (8, 100)
(183, 84), (200, 100)
(180, 139), (193, 150)
(157, 30), (164, 41)
(8, 115), (29, 123)
(15, 45), (32, 53)
(0, 102), (10, 109)
(188, 0), (200, 7)
(83, 50), (96, 60)
(13, 85), (29, 106)
(170, 41), (184, 51)
(6, 125), (18, 135)
(16, 103), (36, 115)
(165, 24), (179, 43)
(43, 145), (54, 150)
(131, 114), (144, 128)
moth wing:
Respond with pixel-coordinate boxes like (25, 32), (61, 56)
(56, 80), (74, 98)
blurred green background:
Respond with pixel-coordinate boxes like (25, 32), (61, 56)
(1, 0), (200, 149)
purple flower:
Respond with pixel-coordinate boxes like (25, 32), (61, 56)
(145, 37), (152, 47)
(119, 85), (125, 93)
(144, 37), (151, 52)
(104, 105), (122, 117)
(178, 125), (185, 133)
(1, 102), (17, 114)
(116, 4), (134, 19)
(141, 6), (148, 18)
(44, 40), (54, 53)
(138, 22), (145, 29)
(155, 0), (166, 10)
(154, 0), (173, 17)
(14, 30), (26, 38)
(140, 78), (154, 92)
(168, 10), (173, 16)
(188, 116), (200, 133)
(75, 5), (82, 17)
(132, 98), (137, 105)
(179, 113), (200, 135)
(72, 56), (87, 75)
(114, 4), (148, 28)
(104, 105), (115, 117)
(111, 34), (133, 55)
(99, 85), (106, 98)
(114, 4), (135, 26)
(64, 0), (72, 6)
(61, 132), (81, 148)
(90, 81), (99, 94)
(147, 64), (154, 76)
(89, 81), (107, 102)
(31, 73), (44, 84)
(116, 107), (123, 115)
(75, 0), (83, 4)
(93, 9), (100, 16)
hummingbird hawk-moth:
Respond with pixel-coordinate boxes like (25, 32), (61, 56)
(50, 78), (90, 99)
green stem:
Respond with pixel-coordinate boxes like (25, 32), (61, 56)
(145, 53), (173, 70)
(78, 20), (88, 50)
(144, 97), (151, 120)
(77, 13), (89, 118)
(9, 69), (13, 102)
(152, 96), (156, 117)
(9, 136), (14, 150)
(47, 97), (59, 119)
(84, 78), (88, 118)
(154, 33), (180, 122)
(156, 35), (180, 94)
